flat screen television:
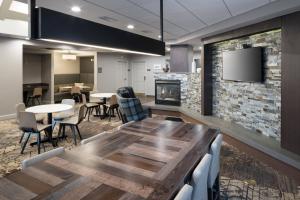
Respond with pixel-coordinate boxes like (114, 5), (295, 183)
(222, 47), (263, 82)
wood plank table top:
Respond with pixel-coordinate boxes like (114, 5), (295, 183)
(0, 118), (218, 200)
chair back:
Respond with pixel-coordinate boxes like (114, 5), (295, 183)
(71, 86), (81, 95)
(174, 184), (193, 200)
(78, 105), (86, 124)
(208, 133), (223, 188)
(117, 87), (136, 98)
(61, 99), (75, 114)
(109, 95), (118, 105)
(191, 154), (212, 200)
(117, 96), (146, 122)
(21, 147), (65, 169)
(81, 94), (87, 104)
(33, 88), (42, 97)
(15, 103), (26, 123)
(19, 111), (38, 132)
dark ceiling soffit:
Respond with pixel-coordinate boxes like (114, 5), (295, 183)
(202, 17), (282, 45)
(31, 7), (165, 56)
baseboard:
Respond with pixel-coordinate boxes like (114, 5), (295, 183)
(0, 113), (16, 121)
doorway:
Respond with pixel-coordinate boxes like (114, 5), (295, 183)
(131, 61), (146, 94)
(116, 61), (129, 89)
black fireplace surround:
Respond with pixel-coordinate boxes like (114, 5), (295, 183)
(155, 80), (181, 106)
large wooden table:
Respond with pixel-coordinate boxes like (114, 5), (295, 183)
(0, 118), (217, 200)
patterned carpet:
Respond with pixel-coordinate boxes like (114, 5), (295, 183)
(0, 113), (299, 199)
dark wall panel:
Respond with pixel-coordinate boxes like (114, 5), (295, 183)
(281, 12), (300, 155)
(34, 8), (165, 56)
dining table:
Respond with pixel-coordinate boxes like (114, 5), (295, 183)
(90, 92), (116, 119)
(0, 118), (218, 200)
(25, 104), (73, 147)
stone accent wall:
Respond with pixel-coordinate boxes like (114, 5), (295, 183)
(154, 72), (201, 112)
(211, 29), (281, 139)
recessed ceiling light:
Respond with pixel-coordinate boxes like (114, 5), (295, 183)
(71, 6), (81, 13)
(166, 47), (170, 51)
(127, 24), (134, 29)
(158, 35), (162, 39)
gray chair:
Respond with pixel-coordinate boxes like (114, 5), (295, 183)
(174, 184), (193, 200)
(208, 133), (223, 200)
(16, 103), (44, 126)
(104, 95), (121, 121)
(21, 147), (65, 169)
(26, 87), (42, 106)
(19, 111), (52, 154)
(191, 154), (212, 200)
(53, 99), (75, 128)
(82, 94), (100, 121)
(57, 105), (85, 145)
(80, 131), (107, 145)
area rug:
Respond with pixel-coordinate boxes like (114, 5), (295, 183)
(0, 114), (299, 199)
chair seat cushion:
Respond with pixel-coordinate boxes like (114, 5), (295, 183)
(37, 123), (51, 132)
(86, 103), (99, 108)
(60, 116), (78, 125)
(53, 112), (74, 120)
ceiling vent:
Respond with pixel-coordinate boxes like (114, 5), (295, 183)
(98, 16), (118, 22)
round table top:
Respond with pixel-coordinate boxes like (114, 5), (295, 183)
(90, 93), (115, 98)
(25, 104), (73, 114)
(61, 86), (90, 89)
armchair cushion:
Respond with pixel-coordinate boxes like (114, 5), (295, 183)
(118, 97), (147, 122)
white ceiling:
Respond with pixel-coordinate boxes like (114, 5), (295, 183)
(34, 0), (300, 46)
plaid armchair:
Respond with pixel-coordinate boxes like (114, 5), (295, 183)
(117, 87), (152, 123)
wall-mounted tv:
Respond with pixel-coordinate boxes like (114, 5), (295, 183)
(222, 47), (263, 82)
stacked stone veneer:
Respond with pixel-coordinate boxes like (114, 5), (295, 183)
(211, 29), (281, 139)
(154, 72), (201, 113)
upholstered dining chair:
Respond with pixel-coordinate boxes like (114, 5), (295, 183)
(19, 111), (52, 154)
(191, 153), (212, 200)
(21, 147), (65, 169)
(57, 105), (85, 145)
(80, 131), (107, 145)
(208, 133), (223, 200)
(53, 99), (75, 128)
(26, 87), (42, 106)
(174, 184), (193, 200)
(82, 94), (100, 121)
(104, 95), (121, 121)
(71, 86), (81, 102)
(16, 103), (45, 143)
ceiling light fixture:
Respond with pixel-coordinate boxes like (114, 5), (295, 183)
(62, 54), (77, 60)
(71, 6), (81, 13)
(127, 24), (134, 29)
(158, 35), (162, 39)
(166, 47), (170, 51)
(40, 39), (161, 56)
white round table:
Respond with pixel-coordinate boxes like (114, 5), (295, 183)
(25, 104), (73, 114)
(90, 93), (115, 119)
(90, 93), (115, 98)
(26, 104), (73, 146)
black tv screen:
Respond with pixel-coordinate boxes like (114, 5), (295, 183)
(222, 47), (263, 82)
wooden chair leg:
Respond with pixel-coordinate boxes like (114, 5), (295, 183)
(75, 125), (82, 140)
(21, 133), (31, 154)
(71, 126), (77, 145)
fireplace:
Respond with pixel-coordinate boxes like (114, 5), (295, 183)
(155, 80), (181, 106)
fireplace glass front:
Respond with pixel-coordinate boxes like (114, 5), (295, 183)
(155, 80), (181, 106)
